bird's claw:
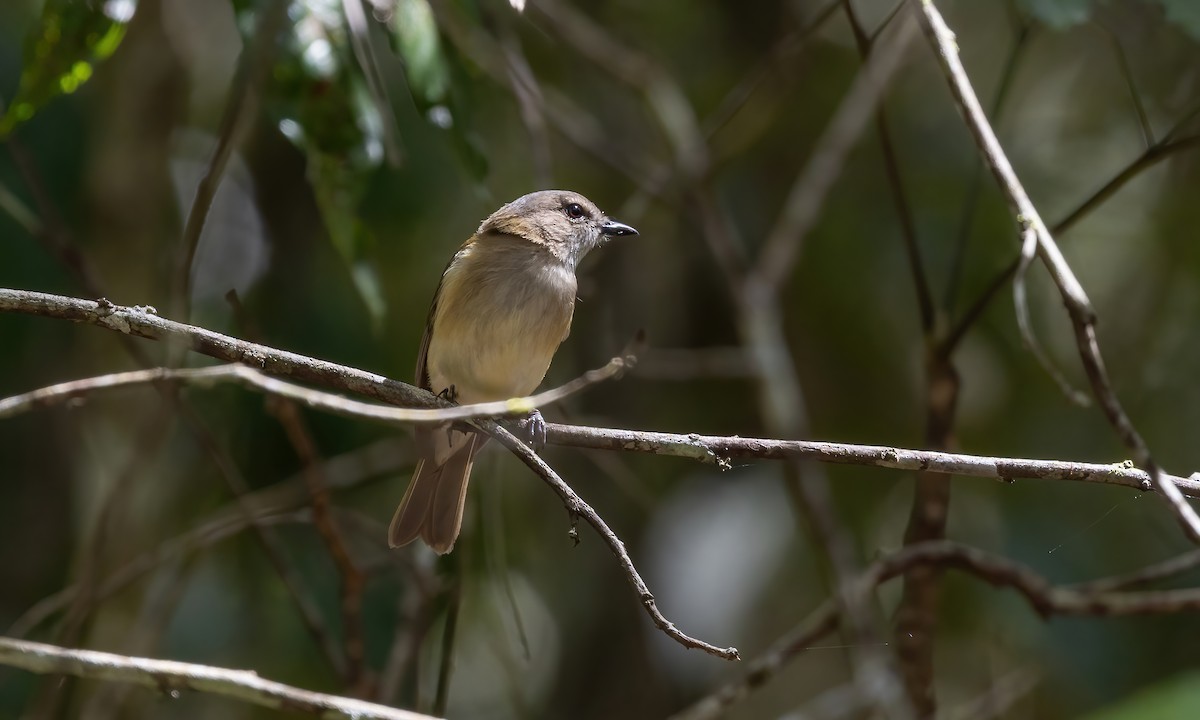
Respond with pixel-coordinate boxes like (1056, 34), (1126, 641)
(518, 409), (547, 452)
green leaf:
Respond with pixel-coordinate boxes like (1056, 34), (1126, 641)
(392, 0), (449, 107)
(1159, 0), (1200, 42)
(0, 0), (139, 137)
(1018, 0), (1094, 28)
(1085, 671), (1200, 720)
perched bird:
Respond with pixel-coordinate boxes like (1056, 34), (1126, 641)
(389, 190), (638, 554)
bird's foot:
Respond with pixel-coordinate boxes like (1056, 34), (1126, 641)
(437, 384), (458, 403)
(518, 409), (547, 452)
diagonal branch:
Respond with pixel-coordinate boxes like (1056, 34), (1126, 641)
(909, 0), (1200, 545)
(673, 539), (1200, 720)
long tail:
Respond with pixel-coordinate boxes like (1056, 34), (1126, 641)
(389, 429), (479, 554)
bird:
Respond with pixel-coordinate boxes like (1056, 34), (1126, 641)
(388, 190), (638, 554)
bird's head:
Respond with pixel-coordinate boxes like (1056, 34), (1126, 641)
(478, 190), (638, 268)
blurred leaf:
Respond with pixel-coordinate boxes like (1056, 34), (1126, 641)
(389, 0), (489, 181)
(0, 0), (138, 137)
(1018, 0), (1094, 28)
(1159, 0), (1200, 41)
(391, 0), (448, 107)
(236, 0), (388, 327)
(1085, 671), (1200, 720)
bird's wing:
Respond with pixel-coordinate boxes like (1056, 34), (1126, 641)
(415, 235), (478, 390)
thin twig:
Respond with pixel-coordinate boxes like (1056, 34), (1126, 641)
(943, 133), (1200, 354)
(543, 423), (1200, 494)
(910, 0), (1200, 544)
(487, 426), (741, 660)
(943, 21), (1029, 316)
(0, 637), (439, 720)
(1011, 225), (1091, 405)
(4, 289), (1198, 494)
(673, 540), (1200, 720)
(0, 288), (732, 660)
(0, 356), (634, 426)
(1097, 21), (1154, 147)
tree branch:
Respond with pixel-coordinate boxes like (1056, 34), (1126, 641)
(0, 288), (735, 661)
(0, 356), (633, 426)
(672, 540), (1200, 720)
(5, 288), (1198, 498)
(543, 423), (1200, 494)
(909, 0), (1200, 544)
(0, 637), (438, 720)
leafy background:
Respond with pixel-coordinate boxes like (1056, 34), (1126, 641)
(1, 0), (1199, 718)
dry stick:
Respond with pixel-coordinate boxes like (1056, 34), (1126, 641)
(4, 289), (1200, 498)
(910, 0), (1200, 545)
(486, 427), (740, 660)
(1010, 220), (1090, 406)
(0, 360), (634, 426)
(944, 22), (1030, 315)
(544, 423), (1199, 491)
(672, 539), (1200, 720)
(944, 130), (1200, 354)
(0, 289), (736, 661)
(5, 352), (1196, 493)
(0, 637), (438, 720)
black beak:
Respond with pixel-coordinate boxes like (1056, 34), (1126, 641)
(600, 220), (638, 237)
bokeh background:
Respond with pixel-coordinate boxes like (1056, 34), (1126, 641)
(2, 0), (1200, 717)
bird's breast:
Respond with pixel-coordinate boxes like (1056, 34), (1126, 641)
(426, 243), (577, 403)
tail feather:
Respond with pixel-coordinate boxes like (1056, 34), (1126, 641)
(389, 428), (479, 554)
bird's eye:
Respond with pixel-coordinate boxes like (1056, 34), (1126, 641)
(565, 203), (586, 219)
